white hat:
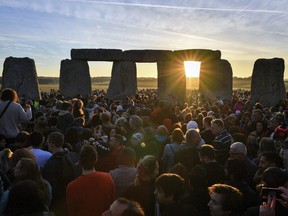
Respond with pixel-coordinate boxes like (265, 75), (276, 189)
(116, 105), (123, 112)
(186, 120), (199, 131)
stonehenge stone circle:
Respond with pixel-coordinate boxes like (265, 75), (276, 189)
(59, 59), (91, 98)
(250, 58), (286, 107)
(2, 57), (41, 100)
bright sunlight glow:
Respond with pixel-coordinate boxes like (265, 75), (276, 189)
(184, 61), (201, 77)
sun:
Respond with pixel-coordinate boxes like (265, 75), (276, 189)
(184, 61), (201, 77)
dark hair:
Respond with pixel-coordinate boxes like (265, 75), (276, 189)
(258, 138), (276, 155)
(5, 180), (48, 215)
(172, 128), (184, 143)
(11, 148), (36, 168)
(260, 152), (283, 168)
(80, 144), (98, 170)
(30, 131), (44, 148)
(155, 173), (184, 201)
(189, 165), (207, 189)
(211, 119), (224, 129)
(47, 132), (64, 148)
(198, 144), (215, 160)
(208, 184), (242, 215)
(0, 88), (18, 102)
(226, 159), (247, 181)
(203, 116), (213, 126)
(117, 198), (145, 216)
(262, 167), (288, 188)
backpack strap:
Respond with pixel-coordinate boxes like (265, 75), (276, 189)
(0, 101), (12, 119)
(169, 144), (176, 155)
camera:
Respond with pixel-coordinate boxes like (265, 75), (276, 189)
(261, 187), (282, 199)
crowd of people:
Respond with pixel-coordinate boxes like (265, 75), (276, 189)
(0, 87), (288, 216)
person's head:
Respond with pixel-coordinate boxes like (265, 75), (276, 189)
(154, 173), (184, 205)
(100, 112), (111, 123)
(118, 147), (136, 166)
(185, 129), (201, 145)
(258, 137), (276, 155)
(129, 115), (143, 131)
(15, 131), (30, 148)
(189, 165), (208, 189)
(102, 198), (145, 216)
(261, 167), (288, 188)
(62, 101), (72, 111)
(226, 159), (247, 182)
(259, 152), (283, 171)
(255, 120), (267, 133)
(11, 148), (36, 169)
(208, 184), (242, 216)
(80, 144), (98, 170)
(136, 155), (159, 183)
(171, 128), (184, 143)
(229, 142), (247, 161)
(30, 131), (45, 148)
(13, 158), (41, 181)
(252, 109), (263, 122)
(211, 119), (225, 136)
(203, 116), (213, 129)
(198, 144), (215, 163)
(0, 88), (18, 102)
(47, 131), (64, 153)
(109, 134), (124, 152)
(6, 180), (48, 215)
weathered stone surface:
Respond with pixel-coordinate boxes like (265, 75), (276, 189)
(2, 57), (41, 100)
(157, 61), (186, 103)
(59, 59), (91, 98)
(199, 59), (232, 100)
(71, 49), (123, 61)
(107, 61), (137, 100)
(250, 58), (285, 107)
(173, 49), (221, 62)
(123, 50), (173, 62)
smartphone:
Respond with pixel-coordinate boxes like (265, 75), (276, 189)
(260, 187), (282, 199)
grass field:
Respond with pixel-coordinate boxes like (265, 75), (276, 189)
(2, 78), (288, 92)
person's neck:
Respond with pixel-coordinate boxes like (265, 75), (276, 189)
(82, 168), (96, 175)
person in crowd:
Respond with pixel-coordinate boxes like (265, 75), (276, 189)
(0, 88), (32, 144)
(208, 184), (243, 216)
(224, 158), (259, 211)
(124, 155), (159, 216)
(57, 101), (74, 134)
(200, 116), (215, 144)
(253, 152), (283, 184)
(174, 129), (201, 172)
(211, 118), (233, 164)
(198, 144), (225, 186)
(109, 147), (138, 197)
(7, 130), (31, 151)
(247, 120), (269, 158)
(96, 134), (125, 172)
(0, 158), (52, 215)
(181, 165), (210, 215)
(30, 131), (52, 169)
(4, 179), (53, 216)
(154, 173), (199, 216)
(162, 128), (184, 172)
(72, 98), (85, 119)
(66, 144), (116, 216)
(102, 197), (145, 216)
(229, 142), (258, 189)
(42, 131), (70, 216)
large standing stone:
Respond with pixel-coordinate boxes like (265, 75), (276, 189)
(250, 58), (285, 107)
(157, 61), (186, 103)
(199, 59), (232, 100)
(107, 61), (137, 100)
(59, 59), (91, 98)
(2, 57), (41, 100)
(71, 49), (123, 61)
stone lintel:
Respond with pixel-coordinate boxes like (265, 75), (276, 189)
(71, 49), (123, 61)
(173, 49), (221, 62)
(123, 50), (173, 62)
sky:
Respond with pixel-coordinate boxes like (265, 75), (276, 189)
(0, 0), (288, 78)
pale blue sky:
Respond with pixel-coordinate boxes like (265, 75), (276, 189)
(0, 0), (287, 78)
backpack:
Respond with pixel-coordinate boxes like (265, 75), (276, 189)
(62, 151), (81, 183)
